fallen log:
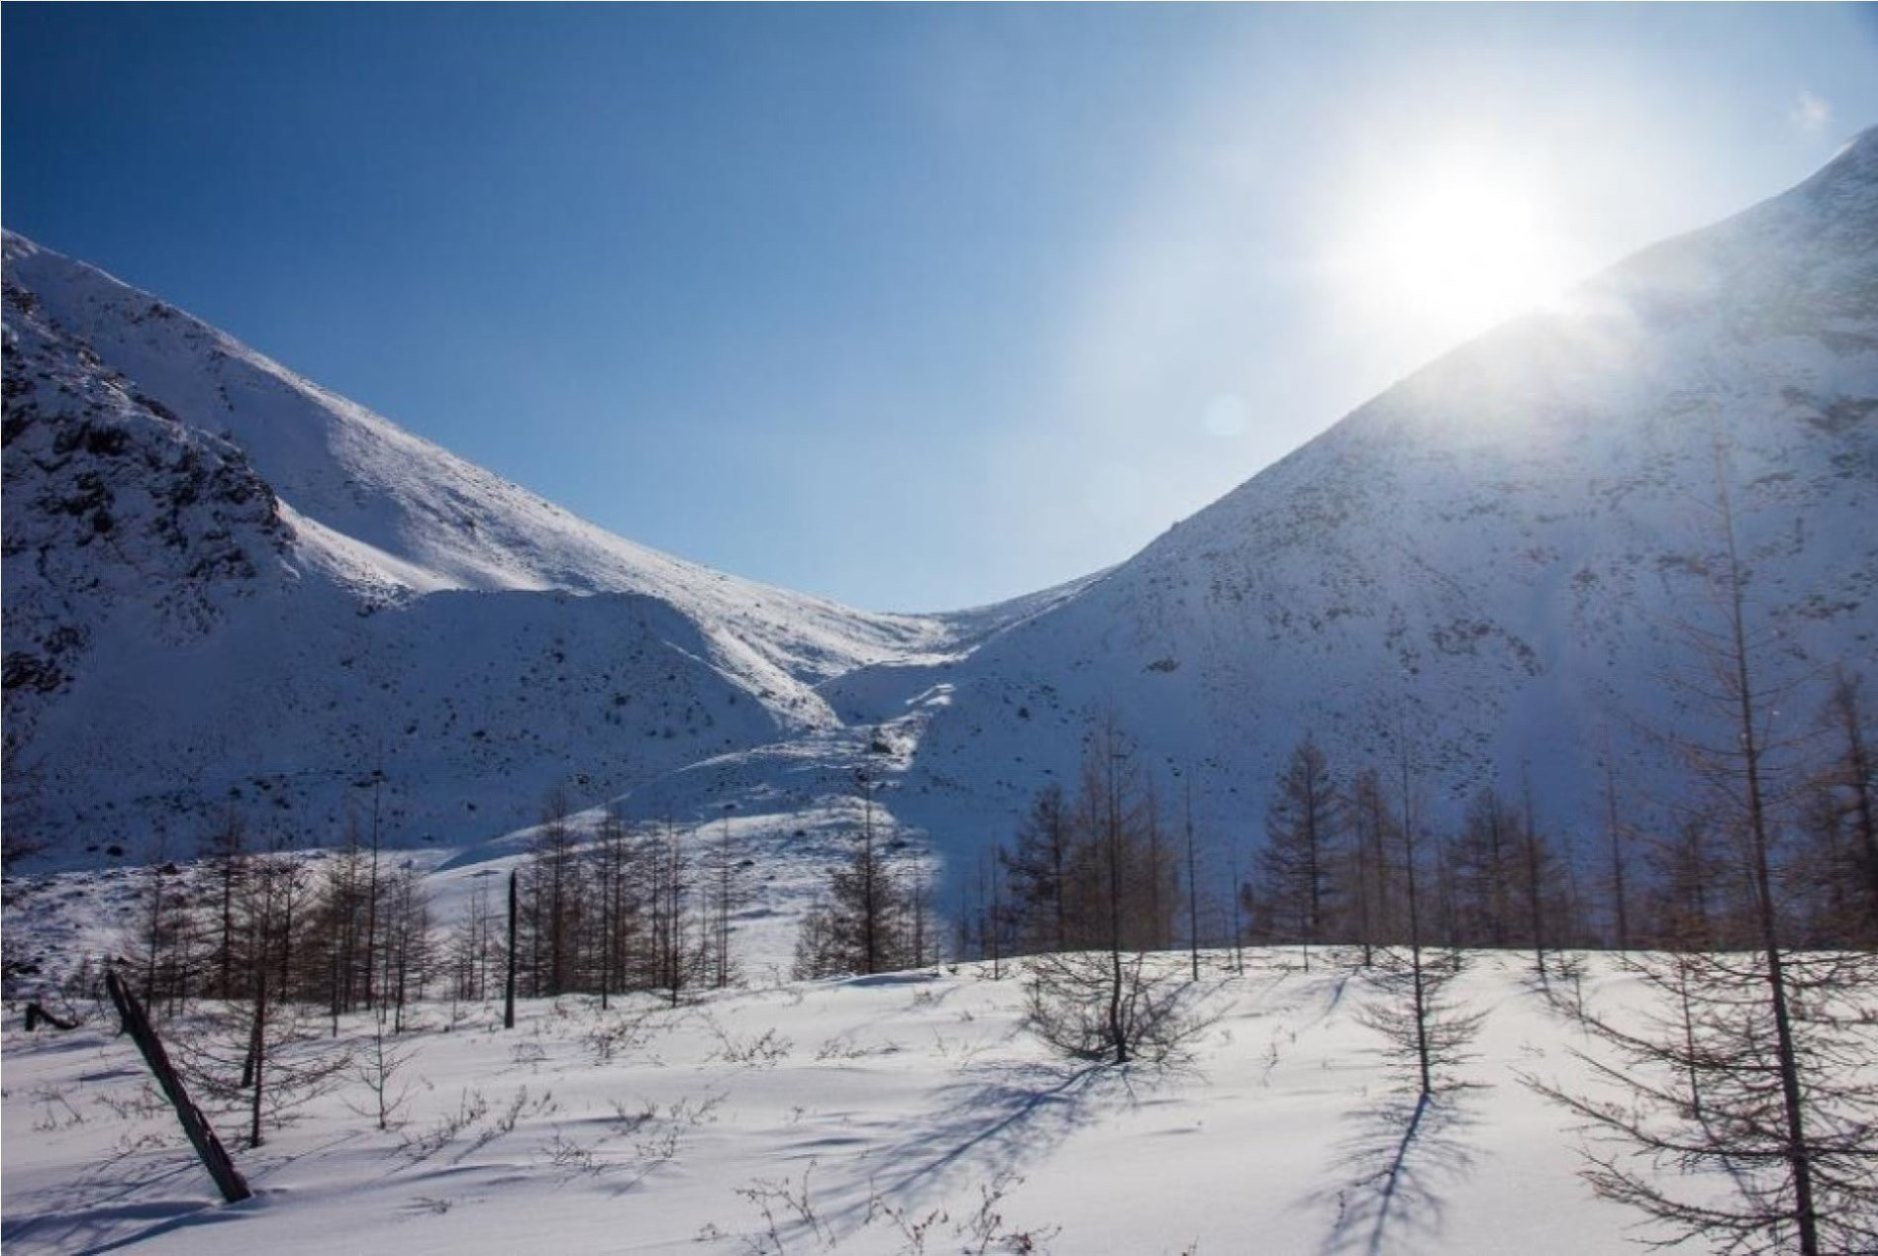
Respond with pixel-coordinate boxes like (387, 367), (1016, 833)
(23, 1002), (78, 1032)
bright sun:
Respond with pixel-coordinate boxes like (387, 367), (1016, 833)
(1345, 172), (1574, 341)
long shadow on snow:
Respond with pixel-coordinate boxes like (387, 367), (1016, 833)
(0, 1153), (253, 1256)
(823, 1056), (1128, 1226)
(1311, 1088), (1482, 1256)
(2, 1115), (363, 1255)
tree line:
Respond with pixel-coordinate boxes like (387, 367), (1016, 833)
(792, 769), (937, 980)
(955, 671), (1876, 974)
(127, 787), (753, 1028)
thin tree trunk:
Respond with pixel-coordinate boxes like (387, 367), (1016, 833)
(1107, 749), (1127, 1064)
(504, 868), (518, 1030)
(1400, 738), (1432, 1098)
(1522, 772), (1548, 981)
(1716, 453), (1818, 1255)
(1603, 756), (1631, 952)
(365, 774), (382, 1007)
(1185, 781), (1201, 983)
(248, 962), (267, 1148)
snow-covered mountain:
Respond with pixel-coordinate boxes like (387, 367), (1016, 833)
(5, 129), (1876, 877)
(893, 128), (1878, 849)
(0, 230), (1025, 865)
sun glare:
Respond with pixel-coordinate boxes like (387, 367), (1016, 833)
(1342, 169), (1575, 343)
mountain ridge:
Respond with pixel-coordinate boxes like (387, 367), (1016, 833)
(885, 128), (1878, 854)
(4, 131), (1875, 880)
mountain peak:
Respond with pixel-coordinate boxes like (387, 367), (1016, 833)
(5, 134), (1876, 872)
(1791, 122), (1878, 210)
(1840, 122), (1878, 158)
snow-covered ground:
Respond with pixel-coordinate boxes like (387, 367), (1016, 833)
(5, 119), (1875, 1256)
(5, 950), (1695, 1255)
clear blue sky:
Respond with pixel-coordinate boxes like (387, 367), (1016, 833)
(6, 5), (1876, 612)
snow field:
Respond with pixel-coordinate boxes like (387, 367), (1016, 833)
(3, 952), (1673, 1255)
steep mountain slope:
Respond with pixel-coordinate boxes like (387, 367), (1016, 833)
(5, 131), (1876, 885)
(895, 128), (1878, 852)
(0, 232), (999, 866)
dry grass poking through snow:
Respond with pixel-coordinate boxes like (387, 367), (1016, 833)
(1, 951), (1745, 1255)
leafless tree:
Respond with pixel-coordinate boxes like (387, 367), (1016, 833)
(1364, 724), (1485, 1101)
(350, 1001), (420, 1133)
(1344, 767), (1398, 966)
(645, 820), (700, 1006)
(1253, 733), (1344, 969)
(588, 807), (638, 1008)
(1804, 671), (1878, 945)
(1536, 448), (1878, 1255)
(521, 789), (580, 997)
(1600, 747), (1635, 953)
(201, 804), (250, 998)
(794, 772), (912, 978)
(704, 802), (743, 988)
(172, 841), (347, 1148)
(1000, 783), (1074, 955)
(1023, 712), (1200, 1065)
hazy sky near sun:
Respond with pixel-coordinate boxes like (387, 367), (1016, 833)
(5, 6), (1877, 612)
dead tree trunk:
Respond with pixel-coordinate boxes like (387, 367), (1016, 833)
(23, 1002), (78, 1032)
(104, 968), (251, 1204)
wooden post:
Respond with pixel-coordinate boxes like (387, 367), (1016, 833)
(104, 968), (251, 1204)
(504, 868), (518, 1030)
(1185, 779), (1200, 984)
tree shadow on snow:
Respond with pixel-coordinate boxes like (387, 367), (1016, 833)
(1311, 1088), (1482, 1256)
(0, 1153), (257, 1255)
(826, 1056), (1138, 1225)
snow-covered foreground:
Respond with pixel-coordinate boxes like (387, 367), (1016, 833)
(4, 952), (1678, 1255)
